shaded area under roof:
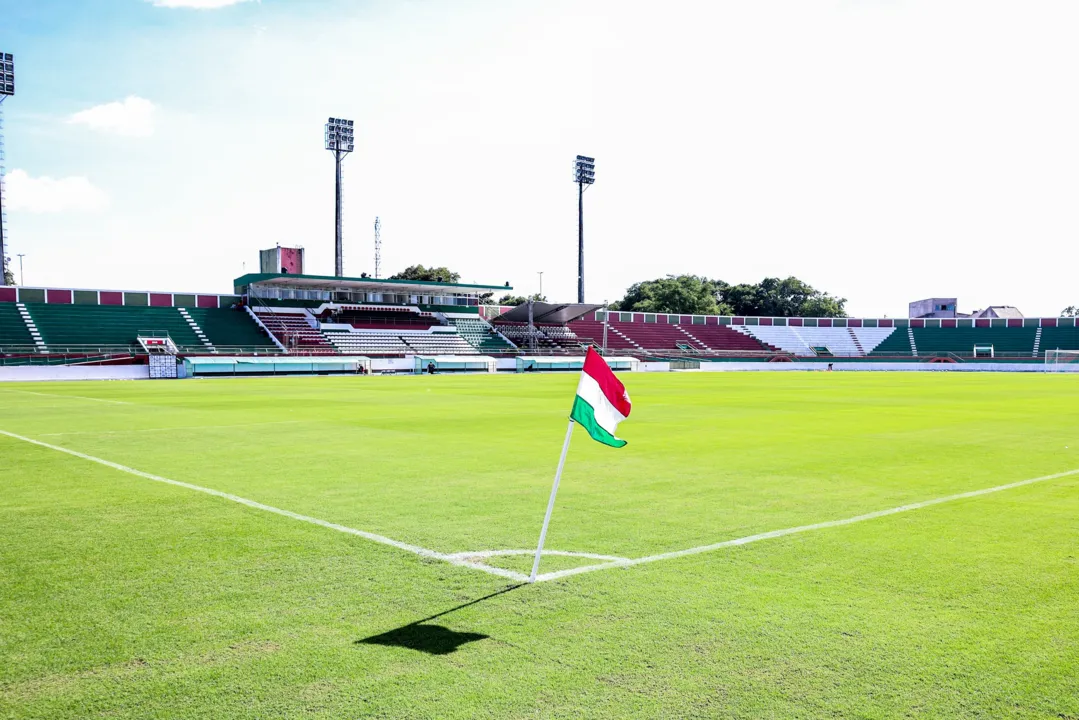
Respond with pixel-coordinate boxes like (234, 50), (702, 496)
(495, 302), (603, 324)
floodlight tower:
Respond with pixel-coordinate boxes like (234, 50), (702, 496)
(324, 117), (355, 277)
(373, 216), (381, 278)
(574, 155), (595, 303)
(0, 52), (14, 285)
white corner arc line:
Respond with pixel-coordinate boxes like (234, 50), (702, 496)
(533, 466), (1079, 583)
(0, 429), (527, 583)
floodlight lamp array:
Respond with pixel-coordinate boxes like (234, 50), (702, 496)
(574, 154), (595, 185)
(325, 117), (355, 152)
(0, 53), (13, 97)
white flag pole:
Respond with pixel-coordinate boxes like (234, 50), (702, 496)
(529, 419), (576, 583)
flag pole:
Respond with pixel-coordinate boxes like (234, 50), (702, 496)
(529, 419), (575, 583)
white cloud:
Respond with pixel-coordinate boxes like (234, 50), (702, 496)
(68, 96), (157, 137)
(6, 170), (110, 213)
(149, 0), (256, 8)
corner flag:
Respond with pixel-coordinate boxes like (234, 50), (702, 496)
(570, 347), (632, 448)
(529, 348), (632, 581)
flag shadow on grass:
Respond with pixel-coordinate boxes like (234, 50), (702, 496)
(357, 584), (524, 655)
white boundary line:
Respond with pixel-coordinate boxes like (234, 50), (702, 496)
(3, 428), (1077, 586)
(0, 429), (528, 583)
(38, 420), (310, 437)
(533, 466), (1079, 582)
(2, 389), (131, 405)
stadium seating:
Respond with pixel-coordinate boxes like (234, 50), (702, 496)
(1037, 326), (1079, 354)
(665, 323), (774, 353)
(735, 326), (897, 356)
(0, 303), (34, 348)
(447, 317), (517, 352)
(911, 327), (1036, 357)
(325, 330), (410, 355)
(869, 329), (913, 356)
(327, 306), (439, 331)
(494, 322), (568, 352)
(183, 308), (278, 351)
(567, 320), (639, 351)
(254, 310), (336, 354)
(23, 303), (204, 350)
(400, 332), (478, 355)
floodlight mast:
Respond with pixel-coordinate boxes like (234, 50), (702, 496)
(574, 155), (595, 303)
(0, 52), (14, 285)
(324, 117), (355, 277)
(373, 216), (381, 278)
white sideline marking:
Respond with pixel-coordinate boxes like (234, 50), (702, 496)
(0, 429), (528, 583)
(38, 420), (309, 437)
(532, 467), (1079, 582)
(4, 389), (131, 405)
(4, 428), (1077, 586)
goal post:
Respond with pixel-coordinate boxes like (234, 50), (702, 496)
(1044, 349), (1079, 371)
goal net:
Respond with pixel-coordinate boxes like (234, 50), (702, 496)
(1044, 349), (1079, 371)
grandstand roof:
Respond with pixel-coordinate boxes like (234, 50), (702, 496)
(496, 302), (604, 324)
(234, 273), (511, 294)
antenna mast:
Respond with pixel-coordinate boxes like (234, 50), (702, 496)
(373, 216), (381, 278)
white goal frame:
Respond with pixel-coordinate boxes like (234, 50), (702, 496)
(1044, 349), (1079, 371)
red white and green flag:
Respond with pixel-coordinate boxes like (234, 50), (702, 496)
(570, 347), (632, 447)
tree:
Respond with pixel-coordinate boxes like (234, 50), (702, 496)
(496, 293), (547, 306)
(612, 274), (846, 317)
(720, 276), (846, 318)
(1062, 306), (1079, 318)
(613, 275), (731, 315)
(389, 265), (460, 284)
(2, 267), (12, 286)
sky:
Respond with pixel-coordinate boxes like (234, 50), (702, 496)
(1, 0), (1078, 317)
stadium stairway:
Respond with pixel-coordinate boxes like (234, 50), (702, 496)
(184, 308), (280, 352)
(0, 302), (36, 349)
(567, 320), (642, 352)
(178, 308), (216, 353)
(1032, 326), (1079, 355)
(678, 324), (774, 353)
(735, 325), (896, 356)
(254, 309), (336, 354)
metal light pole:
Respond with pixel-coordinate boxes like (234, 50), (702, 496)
(324, 117), (355, 277)
(17, 253), (24, 285)
(574, 155), (595, 303)
(602, 302), (609, 356)
(0, 52), (14, 286)
(537, 271), (543, 299)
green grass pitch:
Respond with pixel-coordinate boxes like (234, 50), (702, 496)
(2, 372), (1078, 719)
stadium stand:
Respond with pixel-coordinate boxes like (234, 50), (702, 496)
(735, 325), (896, 356)
(494, 322), (569, 352)
(666, 323), (775, 353)
(24, 303), (204, 350)
(324, 329), (410, 355)
(567, 320), (640, 351)
(324, 306), (439, 330)
(253, 309), (336, 354)
(446, 316), (516, 352)
(911, 326), (1037, 357)
(184, 308), (278, 351)
(0, 302), (34, 347)
(1037, 325), (1079, 355)
(400, 332), (478, 355)
(868, 328), (913, 356)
